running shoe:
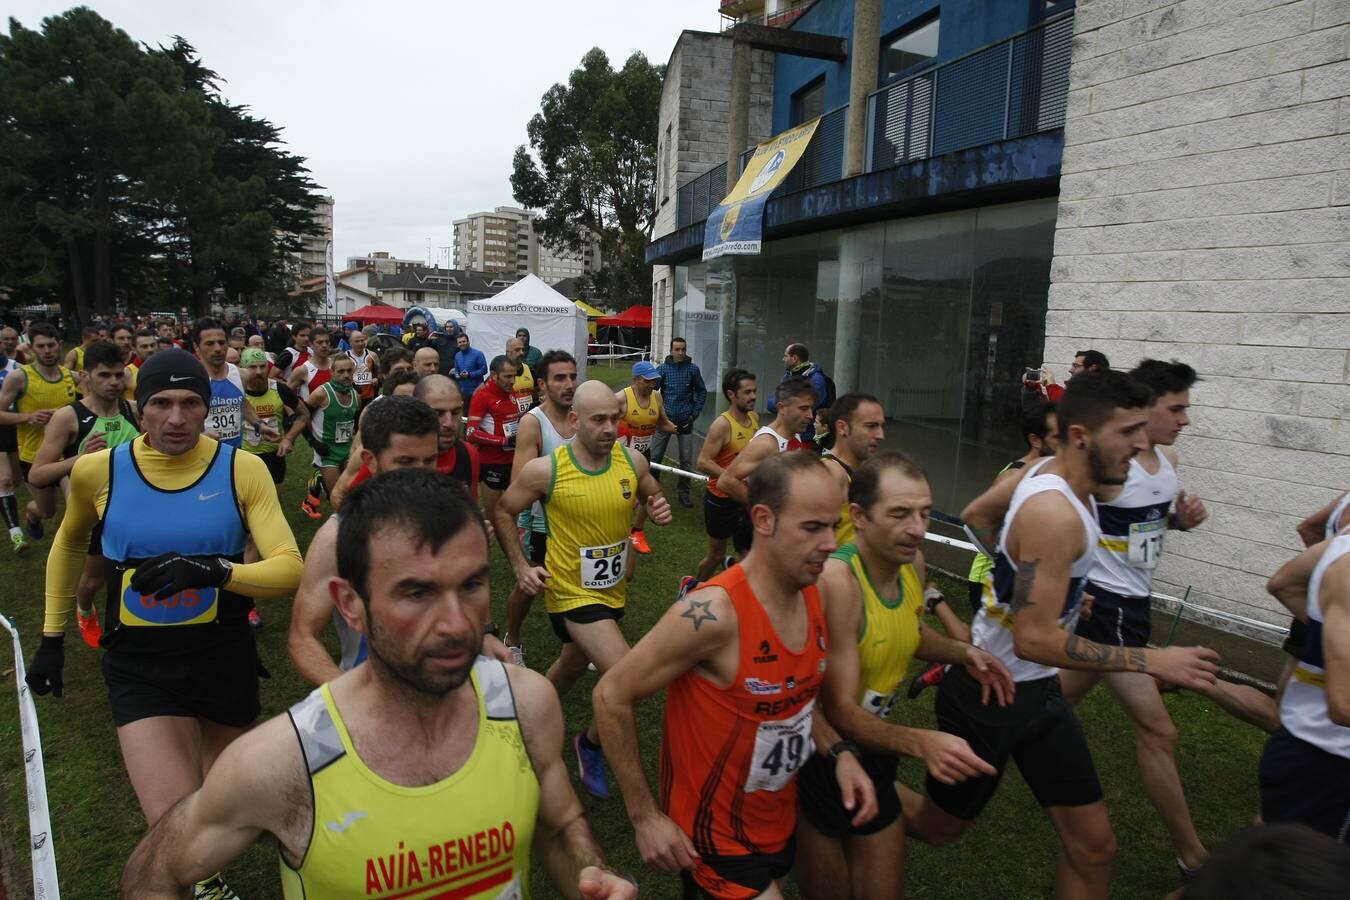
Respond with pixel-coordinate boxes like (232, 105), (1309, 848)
(572, 733), (610, 799)
(906, 663), (947, 699)
(300, 496), (322, 519)
(75, 607), (103, 648)
(193, 874), (241, 899)
(11, 531), (28, 554)
(508, 643), (526, 667)
(677, 576), (700, 600)
(630, 529), (652, 555)
(24, 515), (42, 541)
(1177, 857), (1201, 882)
(248, 608), (263, 631)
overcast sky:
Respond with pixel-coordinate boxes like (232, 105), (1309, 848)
(7, 0), (723, 267)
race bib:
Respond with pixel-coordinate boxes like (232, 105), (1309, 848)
(353, 370), (373, 386)
(861, 687), (896, 720)
(745, 700), (814, 793)
(629, 433), (653, 454)
(580, 540), (628, 590)
(503, 419), (519, 439)
(117, 568), (218, 627)
(208, 408), (241, 441)
(335, 419), (354, 444)
(1127, 519), (1166, 569)
(514, 395), (532, 415)
(493, 877), (523, 900)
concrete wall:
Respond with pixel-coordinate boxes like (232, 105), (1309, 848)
(1047, 0), (1350, 628)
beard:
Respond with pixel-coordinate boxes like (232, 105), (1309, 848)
(1087, 441), (1129, 486)
(365, 611), (480, 698)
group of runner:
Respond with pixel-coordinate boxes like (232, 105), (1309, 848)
(5, 319), (1346, 898)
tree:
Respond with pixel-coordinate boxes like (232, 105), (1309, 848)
(511, 48), (662, 307)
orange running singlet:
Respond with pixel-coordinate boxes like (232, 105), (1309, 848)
(660, 565), (828, 862)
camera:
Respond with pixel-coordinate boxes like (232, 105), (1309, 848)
(1024, 367), (1042, 382)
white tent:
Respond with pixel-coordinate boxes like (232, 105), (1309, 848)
(467, 274), (589, 380)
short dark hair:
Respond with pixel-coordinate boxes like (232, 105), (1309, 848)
(775, 375), (817, 409)
(337, 469), (484, 601)
(359, 396), (439, 456)
(1021, 401), (1056, 447)
(81, 325), (101, 339)
(292, 320), (313, 336)
(380, 369), (421, 397)
(828, 392), (881, 438)
(537, 349), (577, 381)
(670, 337), (686, 348)
(787, 342), (809, 362)
(1184, 823), (1350, 900)
(722, 368), (755, 400)
(381, 346), (413, 370)
(849, 450), (927, 512)
(156, 336), (174, 348)
(134, 328), (155, 340)
(190, 317), (226, 347)
(28, 322), (59, 342)
(1075, 349), (1110, 371)
(310, 329), (333, 344)
(747, 450), (828, 515)
(489, 354), (517, 375)
(111, 324), (134, 338)
(1128, 358), (1199, 398)
(83, 341), (123, 372)
(1057, 370), (1152, 442)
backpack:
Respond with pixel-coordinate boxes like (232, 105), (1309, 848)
(819, 370), (836, 409)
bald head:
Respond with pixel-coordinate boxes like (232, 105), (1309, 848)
(573, 380), (620, 417)
(413, 347), (440, 377)
(413, 373), (458, 401)
(413, 374), (463, 450)
(569, 379), (622, 458)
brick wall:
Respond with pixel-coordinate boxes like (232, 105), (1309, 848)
(1047, 0), (1349, 629)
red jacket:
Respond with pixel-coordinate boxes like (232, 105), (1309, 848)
(465, 380), (521, 466)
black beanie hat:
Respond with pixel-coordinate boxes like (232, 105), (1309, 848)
(135, 348), (212, 408)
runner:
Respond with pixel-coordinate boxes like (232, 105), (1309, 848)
(24, 348), (302, 900)
(618, 361), (675, 555)
(111, 324), (139, 401)
(507, 336), (537, 414)
(275, 320), (312, 381)
(717, 375), (818, 506)
(493, 380), (672, 799)
(0, 331), (25, 552)
(124, 468), (637, 899)
(820, 393), (885, 546)
(240, 347), (309, 498)
(896, 371), (1220, 900)
(798, 451), (1012, 900)
(594, 452), (877, 899)
(192, 317), (263, 451)
(288, 326), (333, 401)
(694, 369), (759, 581)
(0, 321), (77, 543)
(1259, 533), (1350, 842)
(64, 324), (100, 391)
(300, 353), (359, 518)
(345, 328), (381, 409)
(132, 328), (158, 366)
(466, 353), (522, 524)
(381, 345), (414, 379)
(1059, 359), (1211, 876)
(503, 350), (579, 666)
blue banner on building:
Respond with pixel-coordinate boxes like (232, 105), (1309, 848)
(702, 118), (819, 261)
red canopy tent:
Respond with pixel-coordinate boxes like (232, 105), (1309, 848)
(596, 305), (652, 329)
(347, 304), (406, 325)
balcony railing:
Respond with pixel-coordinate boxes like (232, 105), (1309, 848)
(671, 10), (1073, 230)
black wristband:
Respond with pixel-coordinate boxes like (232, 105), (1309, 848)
(1168, 512), (1190, 531)
(482, 623), (500, 638)
(829, 739), (860, 760)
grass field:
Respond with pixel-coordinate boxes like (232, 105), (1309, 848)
(0, 360), (1273, 898)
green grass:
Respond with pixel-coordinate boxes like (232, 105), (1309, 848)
(0, 441), (1271, 898)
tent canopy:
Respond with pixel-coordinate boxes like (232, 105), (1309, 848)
(404, 306), (466, 335)
(467, 274), (589, 379)
(597, 305), (652, 329)
(347, 304), (405, 324)
(574, 299), (605, 318)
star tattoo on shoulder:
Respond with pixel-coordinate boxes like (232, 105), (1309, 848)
(680, 597), (718, 631)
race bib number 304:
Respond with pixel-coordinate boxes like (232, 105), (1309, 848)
(744, 700), (815, 793)
(1127, 520), (1166, 569)
(580, 541), (628, 590)
(117, 569), (219, 627)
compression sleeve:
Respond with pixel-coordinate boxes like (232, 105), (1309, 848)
(43, 451), (112, 633)
(227, 451), (304, 598)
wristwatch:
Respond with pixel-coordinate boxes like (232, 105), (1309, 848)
(482, 623), (500, 638)
(829, 739), (860, 760)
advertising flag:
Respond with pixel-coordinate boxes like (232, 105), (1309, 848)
(703, 118), (819, 261)
(324, 241), (336, 312)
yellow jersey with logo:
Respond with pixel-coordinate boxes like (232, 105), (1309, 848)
(16, 364), (77, 462)
(512, 362), (535, 415)
(619, 385), (662, 454)
(281, 659), (539, 899)
(122, 362), (138, 403)
(832, 544), (923, 720)
(707, 410), (759, 498)
(543, 442), (638, 613)
(824, 454), (856, 546)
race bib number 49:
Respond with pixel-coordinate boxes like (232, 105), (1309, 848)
(744, 700), (814, 793)
(1127, 520), (1166, 569)
(117, 569), (218, 627)
(580, 541), (628, 590)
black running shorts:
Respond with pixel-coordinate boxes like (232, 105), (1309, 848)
(681, 838), (795, 900)
(480, 462), (511, 492)
(704, 494), (752, 552)
(0, 424), (16, 453)
(1259, 727), (1350, 843)
(101, 632), (264, 728)
(797, 749), (901, 838)
(548, 603), (624, 643)
(528, 531), (548, 566)
(254, 450), (286, 485)
(1073, 582), (1151, 648)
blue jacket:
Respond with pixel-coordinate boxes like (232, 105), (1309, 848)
(453, 347), (488, 398)
(766, 362), (830, 443)
(656, 355), (707, 425)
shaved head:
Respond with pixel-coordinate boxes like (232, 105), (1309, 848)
(413, 373), (458, 401)
(573, 380), (620, 417)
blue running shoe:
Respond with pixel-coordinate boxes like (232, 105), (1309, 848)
(573, 733), (610, 799)
(24, 515), (42, 541)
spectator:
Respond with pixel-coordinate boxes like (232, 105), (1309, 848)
(405, 321), (431, 352)
(516, 327), (542, 368)
(453, 333), (488, 401)
(766, 342), (830, 445)
(338, 321), (359, 352)
(651, 337), (707, 508)
(1041, 348), (1110, 403)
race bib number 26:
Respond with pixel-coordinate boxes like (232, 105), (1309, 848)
(744, 700), (814, 793)
(580, 541), (628, 590)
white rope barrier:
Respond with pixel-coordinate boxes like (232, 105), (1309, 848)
(651, 461), (709, 482)
(0, 615), (61, 899)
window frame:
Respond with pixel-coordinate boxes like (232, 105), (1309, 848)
(878, 10), (941, 86)
(789, 75), (827, 127)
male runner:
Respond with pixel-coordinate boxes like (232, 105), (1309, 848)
(288, 327), (333, 401)
(24, 349), (302, 900)
(618, 360), (675, 555)
(507, 336), (537, 414)
(466, 353), (521, 523)
(594, 452), (877, 899)
(193, 317), (262, 451)
(345, 328), (381, 408)
(64, 324), (100, 389)
(717, 375), (817, 506)
(111, 324), (139, 400)
(382, 345), (414, 378)
(300, 353), (359, 518)
(1260, 533), (1350, 842)
(240, 347), (308, 497)
(897, 371), (1220, 900)
(503, 350), (579, 665)
(275, 321), (311, 380)
(132, 328), (158, 366)
(694, 369), (759, 581)
(124, 468), (637, 899)
(1059, 359), (1211, 875)
(0, 321), (76, 542)
(28, 341), (140, 648)
(820, 393), (885, 546)
(0, 331), (25, 552)
(494, 380), (671, 799)
(798, 451), (1012, 899)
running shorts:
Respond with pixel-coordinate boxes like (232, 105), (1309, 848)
(101, 632), (264, 728)
(798, 750), (901, 838)
(927, 667), (1103, 819)
(480, 462), (511, 492)
(255, 451), (286, 485)
(1073, 582), (1151, 648)
(0, 424), (15, 453)
(528, 531), (548, 567)
(1259, 727), (1350, 843)
(704, 493), (753, 552)
(680, 838), (795, 900)
(549, 602), (624, 644)
(313, 446), (350, 470)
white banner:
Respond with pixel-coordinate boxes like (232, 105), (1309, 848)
(0, 615), (60, 899)
(324, 241), (336, 312)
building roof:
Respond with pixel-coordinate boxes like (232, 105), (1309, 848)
(372, 267), (519, 295)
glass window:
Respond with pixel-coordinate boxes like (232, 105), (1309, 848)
(790, 77), (826, 126)
(880, 15), (940, 83)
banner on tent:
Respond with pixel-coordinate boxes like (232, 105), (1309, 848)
(703, 118), (819, 262)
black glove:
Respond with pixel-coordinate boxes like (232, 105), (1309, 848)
(505, 433), (517, 450)
(26, 635), (65, 698)
(129, 553), (231, 600)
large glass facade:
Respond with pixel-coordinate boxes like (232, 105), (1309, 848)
(672, 198), (1057, 515)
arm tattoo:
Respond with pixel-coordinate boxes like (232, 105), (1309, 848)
(1010, 560), (1039, 612)
(680, 597), (717, 631)
(1064, 633), (1149, 673)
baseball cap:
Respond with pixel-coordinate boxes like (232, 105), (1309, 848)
(240, 348), (268, 367)
(632, 361), (660, 381)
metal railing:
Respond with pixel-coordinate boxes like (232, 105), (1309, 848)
(675, 162), (727, 229)
(719, 0), (816, 31)
(868, 11), (1073, 170)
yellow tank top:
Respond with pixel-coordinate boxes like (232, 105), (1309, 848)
(16, 364), (77, 462)
(707, 410), (759, 498)
(825, 453), (856, 545)
(832, 544), (923, 720)
(543, 442), (638, 613)
(122, 363), (138, 403)
(619, 385), (661, 450)
(280, 659), (539, 900)
(72, 345), (86, 371)
(512, 362), (535, 415)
